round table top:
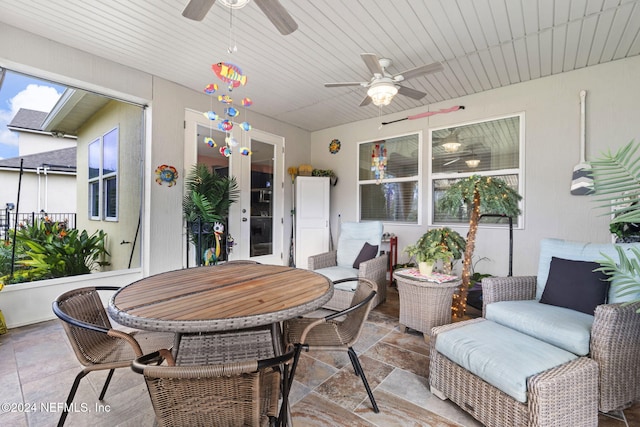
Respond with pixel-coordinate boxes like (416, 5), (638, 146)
(107, 263), (333, 333)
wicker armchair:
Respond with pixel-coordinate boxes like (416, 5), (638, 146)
(283, 277), (380, 413)
(308, 221), (387, 311)
(132, 347), (297, 427)
(483, 276), (640, 413)
(52, 286), (175, 427)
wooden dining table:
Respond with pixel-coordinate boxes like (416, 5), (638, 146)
(107, 263), (333, 333)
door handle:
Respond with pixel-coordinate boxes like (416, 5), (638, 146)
(242, 217), (248, 222)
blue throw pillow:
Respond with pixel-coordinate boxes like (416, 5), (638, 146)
(539, 257), (609, 315)
(352, 243), (378, 269)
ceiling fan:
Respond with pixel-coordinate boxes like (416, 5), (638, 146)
(182, 0), (298, 35)
(324, 53), (443, 107)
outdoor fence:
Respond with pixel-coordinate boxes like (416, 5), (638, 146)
(0, 211), (77, 241)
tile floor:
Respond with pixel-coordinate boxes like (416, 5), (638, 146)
(0, 286), (638, 426)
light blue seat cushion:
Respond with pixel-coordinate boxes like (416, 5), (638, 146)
(485, 300), (594, 356)
(435, 320), (577, 403)
(537, 238), (640, 303)
(336, 221), (383, 268)
(314, 266), (359, 291)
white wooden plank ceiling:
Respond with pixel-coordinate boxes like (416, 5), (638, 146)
(0, 0), (638, 132)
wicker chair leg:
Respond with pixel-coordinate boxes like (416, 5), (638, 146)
(347, 347), (379, 413)
(58, 370), (89, 427)
(98, 369), (115, 400)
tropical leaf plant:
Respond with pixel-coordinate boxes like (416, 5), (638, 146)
(438, 175), (522, 317)
(182, 164), (239, 224)
(594, 246), (640, 312)
(590, 139), (640, 307)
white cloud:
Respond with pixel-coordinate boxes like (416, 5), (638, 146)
(9, 84), (61, 117)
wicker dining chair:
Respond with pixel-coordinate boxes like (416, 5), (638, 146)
(52, 286), (175, 427)
(282, 277), (379, 413)
(132, 346), (297, 427)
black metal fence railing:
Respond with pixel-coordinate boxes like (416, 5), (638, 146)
(0, 212), (77, 241)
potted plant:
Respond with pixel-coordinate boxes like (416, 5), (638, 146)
(438, 175), (522, 317)
(405, 227), (465, 276)
(589, 140), (640, 308)
(182, 164), (239, 265)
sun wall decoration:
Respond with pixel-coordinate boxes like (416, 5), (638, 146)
(202, 61), (253, 157)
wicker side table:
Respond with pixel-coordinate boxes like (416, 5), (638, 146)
(394, 269), (460, 341)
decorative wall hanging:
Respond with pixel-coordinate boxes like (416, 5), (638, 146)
(329, 139), (341, 154)
(381, 105), (465, 126)
(155, 164), (178, 186)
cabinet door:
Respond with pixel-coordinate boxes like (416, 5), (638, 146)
(295, 177), (330, 268)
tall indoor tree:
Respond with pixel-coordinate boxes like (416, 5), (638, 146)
(438, 175), (522, 317)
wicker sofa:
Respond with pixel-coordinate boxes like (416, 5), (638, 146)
(481, 239), (640, 413)
(308, 221), (388, 311)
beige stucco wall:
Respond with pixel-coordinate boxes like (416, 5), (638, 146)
(75, 100), (143, 271)
(310, 55), (640, 278)
(0, 169), (76, 216)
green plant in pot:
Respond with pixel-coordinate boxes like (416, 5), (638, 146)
(405, 227), (465, 276)
(589, 140), (640, 309)
(183, 164), (239, 265)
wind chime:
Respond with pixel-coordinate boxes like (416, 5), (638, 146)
(371, 143), (387, 183)
(202, 61), (253, 157)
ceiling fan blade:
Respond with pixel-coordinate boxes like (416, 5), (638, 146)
(359, 95), (372, 107)
(397, 85), (427, 100)
(255, 0), (298, 35)
(325, 82), (365, 88)
(182, 0), (216, 21)
(361, 53), (383, 76)
(394, 62), (443, 81)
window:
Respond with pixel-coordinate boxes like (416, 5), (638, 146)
(430, 114), (523, 226)
(88, 127), (119, 220)
(358, 133), (421, 223)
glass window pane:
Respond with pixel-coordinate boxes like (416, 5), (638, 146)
(432, 174), (519, 225)
(104, 177), (117, 219)
(431, 116), (519, 174)
(103, 128), (118, 175)
(89, 181), (99, 217)
(88, 139), (100, 179)
(359, 134), (419, 180)
(250, 140), (274, 257)
(360, 181), (418, 223)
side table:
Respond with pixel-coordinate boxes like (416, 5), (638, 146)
(394, 269), (460, 341)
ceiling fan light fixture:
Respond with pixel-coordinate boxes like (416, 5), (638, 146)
(367, 81), (398, 106)
(220, 0), (250, 9)
(465, 158), (481, 168)
(442, 141), (461, 153)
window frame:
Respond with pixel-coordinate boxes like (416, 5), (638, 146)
(428, 113), (525, 229)
(88, 126), (119, 221)
(357, 131), (423, 225)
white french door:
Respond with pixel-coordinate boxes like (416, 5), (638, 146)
(184, 108), (284, 265)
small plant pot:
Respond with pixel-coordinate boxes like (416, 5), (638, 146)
(418, 261), (435, 276)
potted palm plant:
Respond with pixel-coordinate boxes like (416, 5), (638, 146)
(438, 175), (522, 317)
(405, 228), (466, 276)
(183, 164), (239, 265)
(589, 140), (640, 309)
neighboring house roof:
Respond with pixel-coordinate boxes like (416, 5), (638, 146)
(7, 108), (48, 131)
(0, 147), (76, 173)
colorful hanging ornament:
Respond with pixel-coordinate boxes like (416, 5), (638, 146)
(241, 97), (253, 107)
(155, 164), (178, 187)
(204, 83), (218, 94)
(204, 137), (216, 147)
(218, 94), (233, 104)
(218, 120), (233, 131)
(225, 107), (239, 117)
(212, 62), (247, 87)
(203, 111), (218, 120)
(371, 143), (387, 182)
(239, 147), (252, 156)
(226, 135), (239, 147)
(240, 122), (252, 131)
(219, 145), (232, 157)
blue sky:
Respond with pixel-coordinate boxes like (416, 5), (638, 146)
(0, 71), (65, 159)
